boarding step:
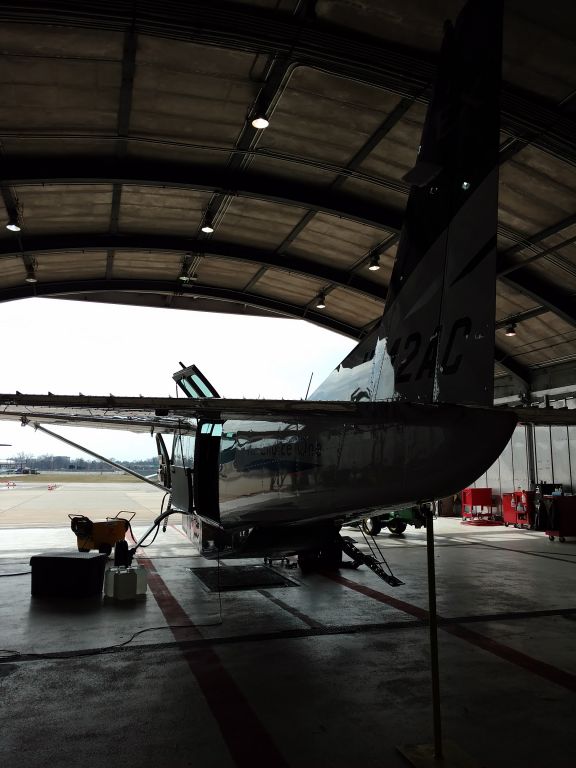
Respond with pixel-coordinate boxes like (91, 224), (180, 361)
(340, 536), (404, 587)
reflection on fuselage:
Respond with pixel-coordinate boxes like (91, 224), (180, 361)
(213, 405), (517, 531)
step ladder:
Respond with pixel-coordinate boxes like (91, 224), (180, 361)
(340, 535), (404, 587)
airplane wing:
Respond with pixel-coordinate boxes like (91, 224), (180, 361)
(0, 392), (400, 429)
(0, 393), (575, 428)
(0, 393), (196, 434)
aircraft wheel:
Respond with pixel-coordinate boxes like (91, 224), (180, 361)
(298, 550), (320, 574)
(388, 521), (407, 535)
(299, 540), (342, 572)
(98, 544), (112, 557)
(318, 540), (343, 569)
(361, 517), (382, 536)
(560, 537), (566, 543)
(504, 522), (509, 527)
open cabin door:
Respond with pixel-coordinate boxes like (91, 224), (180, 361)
(156, 434), (171, 490)
(169, 363), (221, 519)
(173, 363), (220, 399)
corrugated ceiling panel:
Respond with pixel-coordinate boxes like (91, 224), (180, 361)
(15, 185), (113, 234)
(131, 39), (258, 145)
(119, 186), (208, 235)
(215, 198), (309, 249)
(112, 251), (181, 279)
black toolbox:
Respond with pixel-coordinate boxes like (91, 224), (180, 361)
(30, 551), (107, 598)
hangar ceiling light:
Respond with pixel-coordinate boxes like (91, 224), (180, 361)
(505, 323), (517, 337)
(315, 292), (326, 309)
(201, 214), (214, 234)
(251, 115), (269, 130)
(368, 254), (381, 271)
(5, 216), (21, 232)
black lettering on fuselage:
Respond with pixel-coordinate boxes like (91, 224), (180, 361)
(389, 316), (471, 384)
(440, 317), (471, 375)
(396, 332), (421, 383)
(416, 326), (440, 380)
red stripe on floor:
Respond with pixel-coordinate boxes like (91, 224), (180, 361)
(169, 523), (188, 539)
(328, 573), (576, 694)
(138, 555), (289, 768)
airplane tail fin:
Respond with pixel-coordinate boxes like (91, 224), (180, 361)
(310, 0), (503, 406)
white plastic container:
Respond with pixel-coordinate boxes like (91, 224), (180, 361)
(104, 565), (146, 600)
(104, 566), (120, 598)
(128, 564), (148, 597)
(114, 568), (137, 600)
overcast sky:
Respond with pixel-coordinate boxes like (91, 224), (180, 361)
(0, 298), (356, 461)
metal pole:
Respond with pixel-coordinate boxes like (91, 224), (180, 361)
(426, 504), (443, 760)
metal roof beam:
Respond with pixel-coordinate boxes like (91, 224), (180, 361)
(493, 345), (530, 391)
(501, 270), (576, 329)
(107, 28), (138, 279)
(1, 155), (403, 233)
(1, 1), (575, 167)
(0, 233), (387, 303)
(0, 278), (363, 338)
(499, 213), (576, 261)
(275, 97), (414, 253)
(201, 46), (299, 235)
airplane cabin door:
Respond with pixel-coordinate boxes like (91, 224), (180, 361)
(169, 362), (220, 516)
(193, 422), (222, 524)
(155, 434), (171, 490)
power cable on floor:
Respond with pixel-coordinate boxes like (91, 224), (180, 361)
(0, 571), (31, 577)
(0, 620), (223, 663)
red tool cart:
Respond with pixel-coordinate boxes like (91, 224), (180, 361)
(461, 487), (499, 524)
(542, 496), (576, 542)
(502, 490), (535, 528)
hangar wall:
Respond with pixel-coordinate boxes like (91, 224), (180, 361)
(473, 398), (576, 500)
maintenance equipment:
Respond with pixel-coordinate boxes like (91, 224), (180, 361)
(69, 511), (134, 556)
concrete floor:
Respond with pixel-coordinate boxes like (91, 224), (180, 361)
(1, 482), (575, 767)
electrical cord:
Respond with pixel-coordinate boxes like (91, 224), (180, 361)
(0, 571), (31, 577)
(126, 492), (170, 551)
(133, 507), (177, 550)
(0, 620), (223, 663)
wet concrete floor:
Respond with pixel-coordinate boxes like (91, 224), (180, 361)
(1, 482), (575, 767)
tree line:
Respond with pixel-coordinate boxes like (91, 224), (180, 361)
(5, 452), (158, 473)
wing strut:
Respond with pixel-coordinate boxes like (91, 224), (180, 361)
(22, 418), (168, 491)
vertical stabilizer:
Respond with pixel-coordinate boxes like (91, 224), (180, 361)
(311, 0), (503, 405)
(374, 0), (503, 405)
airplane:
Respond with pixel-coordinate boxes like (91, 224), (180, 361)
(0, 0), (569, 583)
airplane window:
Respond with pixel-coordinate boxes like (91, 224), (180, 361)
(200, 422), (223, 437)
(179, 379), (197, 397)
(172, 434), (195, 467)
(191, 374), (214, 398)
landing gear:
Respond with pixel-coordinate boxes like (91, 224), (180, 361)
(361, 517), (382, 536)
(298, 538), (343, 573)
(388, 521), (407, 535)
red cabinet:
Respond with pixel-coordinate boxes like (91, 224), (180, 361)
(461, 487), (498, 523)
(542, 496), (576, 542)
(502, 490), (535, 528)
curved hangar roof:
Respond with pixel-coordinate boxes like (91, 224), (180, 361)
(0, 0), (576, 400)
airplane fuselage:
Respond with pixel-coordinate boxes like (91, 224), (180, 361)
(169, 402), (517, 557)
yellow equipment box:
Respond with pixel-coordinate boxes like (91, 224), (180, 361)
(69, 512), (135, 556)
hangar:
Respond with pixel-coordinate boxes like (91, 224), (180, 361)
(1, 1), (576, 767)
